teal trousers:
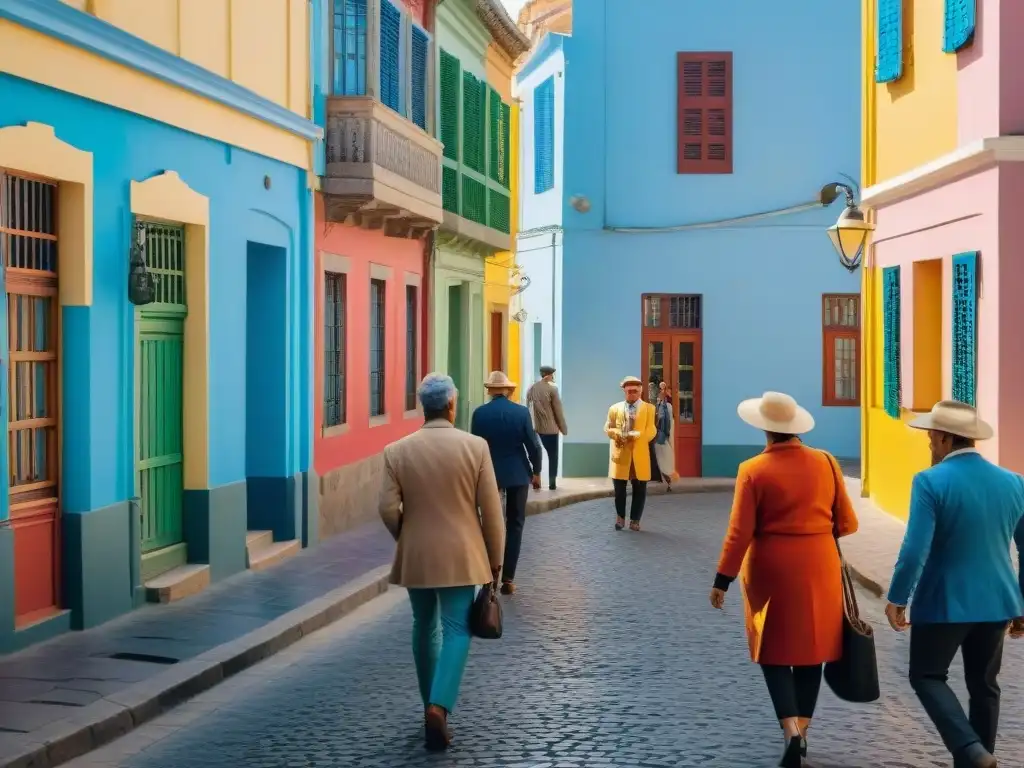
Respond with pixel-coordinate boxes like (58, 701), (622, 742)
(407, 586), (477, 713)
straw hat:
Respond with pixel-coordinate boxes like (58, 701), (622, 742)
(908, 400), (993, 440)
(737, 392), (815, 435)
(620, 375), (643, 388)
(484, 371), (517, 390)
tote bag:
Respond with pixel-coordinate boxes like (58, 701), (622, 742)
(469, 580), (503, 639)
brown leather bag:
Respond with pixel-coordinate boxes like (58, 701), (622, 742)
(469, 580), (503, 639)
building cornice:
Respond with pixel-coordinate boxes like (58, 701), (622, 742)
(474, 0), (530, 60)
(862, 136), (1024, 208)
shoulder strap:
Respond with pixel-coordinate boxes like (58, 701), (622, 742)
(819, 449), (841, 541)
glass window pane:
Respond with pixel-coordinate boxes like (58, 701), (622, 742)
(677, 342), (695, 423)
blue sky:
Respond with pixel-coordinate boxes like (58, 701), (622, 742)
(501, 0), (528, 19)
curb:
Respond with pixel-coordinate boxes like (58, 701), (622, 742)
(2, 565), (392, 768)
(845, 563), (885, 600)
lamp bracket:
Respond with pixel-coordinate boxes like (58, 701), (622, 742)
(819, 181), (857, 208)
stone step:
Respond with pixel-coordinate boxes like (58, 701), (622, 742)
(144, 563), (210, 604)
(248, 539), (301, 572)
(246, 529), (274, 558)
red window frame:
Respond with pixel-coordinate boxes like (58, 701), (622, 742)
(676, 52), (733, 175)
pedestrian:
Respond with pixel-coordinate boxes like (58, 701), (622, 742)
(709, 391), (859, 768)
(604, 375), (657, 531)
(654, 381), (679, 490)
(378, 373), (505, 752)
(884, 400), (1024, 768)
(525, 364), (567, 490)
(471, 371), (542, 595)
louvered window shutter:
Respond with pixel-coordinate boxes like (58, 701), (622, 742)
(410, 26), (429, 129)
(500, 101), (511, 189)
(533, 76), (555, 193)
(440, 50), (460, 161)
(676, 53), (732, 174)
(379, 0), (401, 111)
(943, 0), (976, 53)
(876, 0), (903, 83)
(488, 86), (501, 183)
(952, 252), (978, 406)
(882, 266), (902, 419)
(462, 72), (485, 174)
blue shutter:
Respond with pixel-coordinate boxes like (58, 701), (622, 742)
(533, 76), (555, 194)
(379, 0), (401, 112)
(944, 0), (976, 53)
(882, 266), (902, 419)
(876, 0), (903, 83)
(952, 251), (978, 406)
(411, 26), (428, 130)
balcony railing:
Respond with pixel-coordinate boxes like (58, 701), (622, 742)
(323, 96), (444, 238)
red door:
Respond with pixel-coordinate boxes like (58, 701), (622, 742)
(489, 311), (504, 372)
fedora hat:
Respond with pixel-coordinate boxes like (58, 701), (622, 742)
(484, 370), (517, 389)
(737, 391), (815, 435)
(620, 375), (643, 388)
(908, 400), (993, 440)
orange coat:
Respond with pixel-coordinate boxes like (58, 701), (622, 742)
(716, 441), (859, 666)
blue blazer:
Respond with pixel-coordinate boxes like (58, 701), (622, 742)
(888, 451), (1024, 624)
(471, 395), (542, 490)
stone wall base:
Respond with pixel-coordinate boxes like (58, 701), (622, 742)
(319, 453), (385, 539)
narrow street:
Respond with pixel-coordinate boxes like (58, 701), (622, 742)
(68, 495), (1024, 768)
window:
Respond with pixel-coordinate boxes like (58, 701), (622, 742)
(876, 0), (903, 82)
(642, 294), (702, 330)
(882, 267), (902, 419)
(822, 295), (860, 407)
(952, 251), (979, 406)
(677, 53), (732, 174)
(370, 278), (386, 417)
(333, 0), (367, 95)
(944, 0), (977, 53)
(379, 0), (402, 112)
(324, 272), (347, 428)
(489, 88), (510, 187)
(462, 71), (486, 174)
(410, 26), (429, 129)
(406, 285), (418, 411)
(534, 76), (555, 193)
(440, 49), (460, 161)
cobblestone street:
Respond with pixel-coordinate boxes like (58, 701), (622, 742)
(68, 494), (1024, 768)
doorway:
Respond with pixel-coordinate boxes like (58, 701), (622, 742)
(447, 284), (466, 426)
(641, 295), (703, 477)
(489, 310), (504, 373)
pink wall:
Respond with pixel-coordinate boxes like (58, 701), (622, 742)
(402, 0), (429, 27)
(313, 195), (424, 476)
(997, 0), (1024, 134)
(996, 164), (1024, 472)
(958, 0), (1024, 144)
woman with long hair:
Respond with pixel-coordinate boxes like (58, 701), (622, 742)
(654, 382), (679, 490)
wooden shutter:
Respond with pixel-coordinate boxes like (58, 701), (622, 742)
(410, 26), (429, 129)
(943, 0), (976, 53)
(439, 49), (460, 161)
(462, 72), (485, 174)
(882, 266), (902, 419)
(379, 0), (401, 111)
(676, 52), (732, 175)
(876, 0), (903, 83)
(488, 86), (501, 183)
(534, 76), (555, 192)
(951, 251), (978, 406)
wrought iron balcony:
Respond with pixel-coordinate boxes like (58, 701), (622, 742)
(323, 96), (444, 238)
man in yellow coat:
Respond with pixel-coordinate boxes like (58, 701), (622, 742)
(604, 375), (658, 531)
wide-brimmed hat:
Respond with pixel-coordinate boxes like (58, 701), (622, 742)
(737, 392), (815, 435)
(484, 371), (517, 390)
(620, 375), (643, 388)
(908, 400), (993, 440)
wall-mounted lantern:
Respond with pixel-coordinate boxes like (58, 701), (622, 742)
(128, 221), (156, 306)
(820, 182), (874, 272)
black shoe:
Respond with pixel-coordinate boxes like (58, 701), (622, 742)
(779, 736), (805, 768)
(424, 705), (451, 752)
(614, 516), (625, 531)
(549, 483), (556, 490)
(954, 742), (997, 768)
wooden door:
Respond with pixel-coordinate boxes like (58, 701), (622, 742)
(489, 310), (503, 373)
(1, 171), (62, 626)
(671, 333), (702, 477)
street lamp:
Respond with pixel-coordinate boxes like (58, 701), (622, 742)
(820, 181), (874, 272)
(128, 221), (157, 306)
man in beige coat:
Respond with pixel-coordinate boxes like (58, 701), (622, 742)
(526, 365), (567, 490)
(379, 373), (505, 752)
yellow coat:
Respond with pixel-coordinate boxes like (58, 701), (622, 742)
(604, 400), (658, 481)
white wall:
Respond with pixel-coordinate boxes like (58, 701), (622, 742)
(517, 231), (562, 394)
(515, 46), (564, 233)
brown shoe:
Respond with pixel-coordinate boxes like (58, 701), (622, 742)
(629, 520), (641, 532)
(615, 516), (626, 531)
(500, 580), (515, 595)
(424, 705), (450, 751)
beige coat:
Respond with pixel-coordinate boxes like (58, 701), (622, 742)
(378, 420), (505, 588)
(526, 380), (567, 435)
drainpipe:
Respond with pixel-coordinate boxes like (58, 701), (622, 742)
(422, 230), (436, 377)
(550, 231), (556, 369)
(128, 496), (143, 606)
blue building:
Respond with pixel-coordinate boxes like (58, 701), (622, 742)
(0, 1), (318, 653)
(549, 0), (862, 478)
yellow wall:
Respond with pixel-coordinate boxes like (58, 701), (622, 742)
(865, 0), (959, 186)
(508, 103), (521, 391)
(61, 0), (310, 118)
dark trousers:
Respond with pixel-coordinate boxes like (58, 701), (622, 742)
(613, 478), (647, 521)
(501, 485), (529, 582)
(909, 621), (1008, 756)
(539, 433), (559, 485)
(760, 664), (823, 720)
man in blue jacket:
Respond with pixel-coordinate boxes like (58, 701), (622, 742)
(471, 371), (542, 595)
(885, 400), (1024, 768)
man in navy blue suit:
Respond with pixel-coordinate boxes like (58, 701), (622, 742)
(886, 400), (1024, 768)
(471, 371), (542, 595)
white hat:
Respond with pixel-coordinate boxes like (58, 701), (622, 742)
(908, 400), (993, 440)
(484, 371), (517, 389)
(737, 392), (815, 435)
(619, 375), (643, 388)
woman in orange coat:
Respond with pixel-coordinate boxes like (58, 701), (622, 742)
(709, 392), (858, 768)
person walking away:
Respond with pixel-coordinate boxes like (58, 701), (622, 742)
(526, 365), (567, 490)
(378, 373), (505, 752)
(604, 375), (657, 531)
(654, 382), (679, 490)
(472, 371), (542, 595)
(883, 400), (1024, 768)
(709, 391), (858, 768)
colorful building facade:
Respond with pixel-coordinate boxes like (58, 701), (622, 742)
(556, 0), (862, 479)
(434, 0), (528, 428)
(859, 0), (1024, 519)
(0, 0), (318, 653)
(312, 0), (443, 537)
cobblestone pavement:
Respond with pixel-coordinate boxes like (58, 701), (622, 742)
(68, 493), (1024, 768)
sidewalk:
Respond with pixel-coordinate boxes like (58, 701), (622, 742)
(839, 476), (906, 599)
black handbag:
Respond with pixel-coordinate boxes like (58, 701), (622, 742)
(469, 580), (503, 639)
(821, 453), (880, 703)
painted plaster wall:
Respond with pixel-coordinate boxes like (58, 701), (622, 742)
(516, 233), (562, 394)
(996, 164), (1024, 472)
(559, 0), (861, 476)
(517, 39), (564, 234)
(58, 0), (311, 117)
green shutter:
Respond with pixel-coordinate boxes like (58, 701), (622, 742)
(488, 86), (501, 183)
(882, 266), (902, 419)
(442, 166), (458, 214)
(488, 188), (510, 233)
(500, 101), (511, 189)
(462, 72), (485, 174)
(440, 49), (460, 161)
(462, 174), (486, 224)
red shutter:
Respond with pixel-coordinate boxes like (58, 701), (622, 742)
(676, 52), (733, 174)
